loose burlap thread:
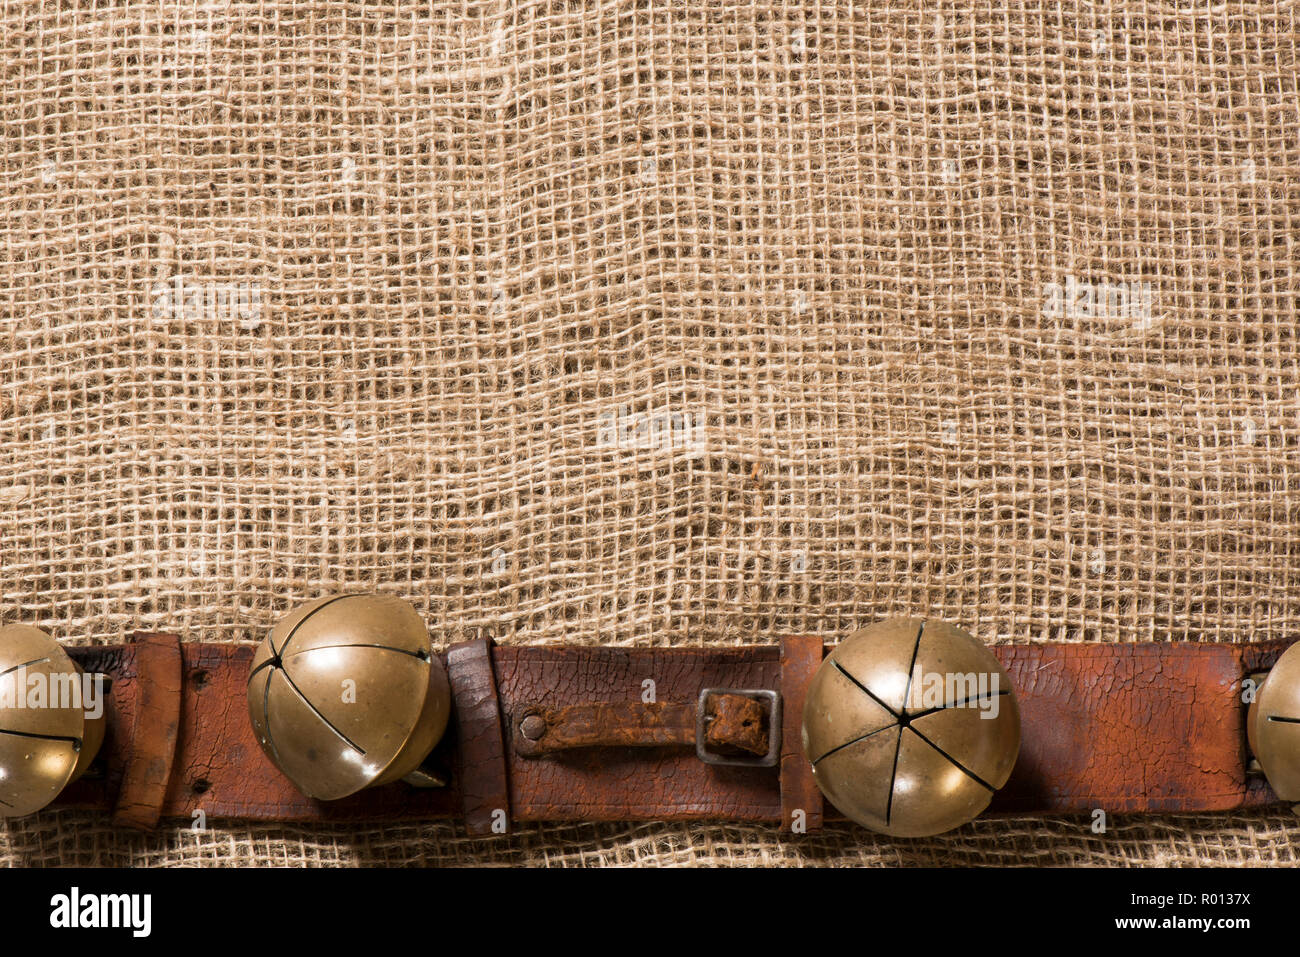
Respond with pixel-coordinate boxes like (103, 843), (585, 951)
(1, 0), (1298, 865)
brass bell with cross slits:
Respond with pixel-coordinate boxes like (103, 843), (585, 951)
(1247, 642), (1300, 810)
(0, 625), (107, 818)
(246, 594), (452, 800)
(801, 618), (1020, 837)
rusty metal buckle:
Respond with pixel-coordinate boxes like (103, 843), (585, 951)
(695, 688), (781, 768)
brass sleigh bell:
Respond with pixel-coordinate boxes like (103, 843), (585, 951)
(0, 625), (107, 818)
(246, 594), (451, 800)
(802, 618), (1020, 837)
(1248, 642), (1300, 808)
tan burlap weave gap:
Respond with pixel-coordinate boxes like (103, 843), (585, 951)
(1, 1), (1297, 865)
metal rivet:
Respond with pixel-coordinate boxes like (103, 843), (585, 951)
(520, 714), (547, 741)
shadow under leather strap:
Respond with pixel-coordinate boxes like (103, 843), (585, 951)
(57, 638), (1288, 828)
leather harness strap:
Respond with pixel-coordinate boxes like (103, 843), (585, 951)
(109, 634), (182, 830)
(55, 633), (1289, 830)
(446, 638), (509, 836)
(779, 635), (824, 833)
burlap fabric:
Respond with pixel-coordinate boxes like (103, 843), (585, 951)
(1, 0), (1297, 867)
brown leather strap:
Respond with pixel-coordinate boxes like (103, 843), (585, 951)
(109, 633), (182, 830)
(446, 639), (509, 835)
(56, 636), (1290, 828)
(991, 643), (1251, 813)
(59, 634), (185, 826)
(779, 635), (824, 833)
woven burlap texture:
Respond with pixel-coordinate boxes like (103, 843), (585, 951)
(1, 0), (1298, 866)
